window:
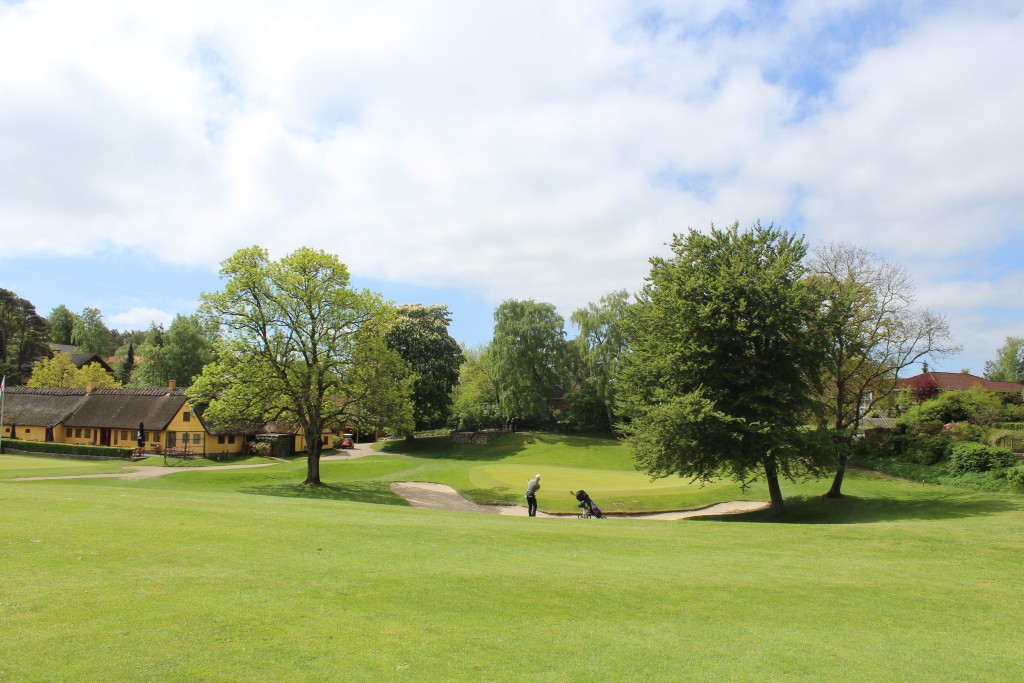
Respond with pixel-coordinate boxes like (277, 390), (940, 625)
(192, 433), (201, 444)
(25, 428), (31, 434)
(66, 428), (72, 438)
(182, 411), (191, 422)
(113, 432), (118, 443)
(75, 428), (82, 438)
(121, 431), (129, 440)
(84, 429), (91, 438)
(217, 435), (225, 444)
(228, 435), (236, 444)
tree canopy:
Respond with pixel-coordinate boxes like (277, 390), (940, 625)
(490, 299), (566, 427)
(618, 222), (826, 515)
(983, 336), (1024, 383)
(569, 289), (631, 431)
(27, 352), (121, 390)
(132, 314), (216, 388)
(47, 305), (75, 346)
(71, 307), (112, 357)
(450, 344), (500, 431)
(0, 289), (51, 385)
(189, 246), (412, 485)
(385, 304), (464, 432)
(807, 242), (958, 497)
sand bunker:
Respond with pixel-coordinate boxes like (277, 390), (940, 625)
(390, 481), (768, 520)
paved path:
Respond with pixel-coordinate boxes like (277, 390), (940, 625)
(390, 481), (768, 520)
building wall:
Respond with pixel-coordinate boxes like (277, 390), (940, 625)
(3, 423), (65, 443)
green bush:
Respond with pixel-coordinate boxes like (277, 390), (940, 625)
(904, 435), (948, 465)
(1006, 466), (1024, 490)
(948, 442), (1016, 475)
(1, 438), (133, 459)
(942, 421), (986, 443)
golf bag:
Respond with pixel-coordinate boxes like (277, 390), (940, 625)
(573, 489), (604, 519)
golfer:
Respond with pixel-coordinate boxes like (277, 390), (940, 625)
(526, 474), (541, 517)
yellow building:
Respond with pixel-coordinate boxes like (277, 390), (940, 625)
(3, 381), (340, 457)
(1, 387), (86, 443)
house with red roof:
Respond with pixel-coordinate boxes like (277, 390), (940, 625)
(897, 370), (1024, 401)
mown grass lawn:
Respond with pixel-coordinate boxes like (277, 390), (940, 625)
(2, 434), (1023, 681)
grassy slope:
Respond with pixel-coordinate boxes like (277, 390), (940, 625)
(1, 435), (1023, 681)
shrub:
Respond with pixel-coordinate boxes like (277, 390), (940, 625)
(942, 421), (986, 443)
(948, 442), (1016, 475)
(903, 435), (948, 465)
(250, 441), (272, 456)
(1006, 466), (1024, 490)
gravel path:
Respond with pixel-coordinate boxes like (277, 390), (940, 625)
(389, 481), (768, 520)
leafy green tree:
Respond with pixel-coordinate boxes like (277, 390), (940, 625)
(490, 299), (567, 428)
(47, 305), (76, 345)
(450, 344), (500, 430)
(133, 315), (215, 387)
(384, 305), (464, 433)
(618, 222), (825, 516)
(189, 246), (412, 485)
(808, 242), (958, 498)
(0, 289), (51, 385)
(983, 336), (1024, 383)
(71, 307), (112, 357)
(27, 352), (121, 389)
(570, 289), (631, 431)
(118, 340), (136, 385)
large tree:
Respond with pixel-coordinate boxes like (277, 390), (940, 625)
(133, 314), (216, 388)
(71, 307), (112, 357)
(450, 344), (501, 431)
(808, 242), (958, 498)
(0, 289), (51, 385)
(490, 299), (567, 428)
(618, 222), (825, 516)
(189, 246), (412, 485)
(570, 289), (631, 431)
(983, 336), (1024, 383)
(47, 305), (76, 345)
(384, 304), (464, 433)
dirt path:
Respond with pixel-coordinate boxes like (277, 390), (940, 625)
(6, 462), (278, 482)
(390, 481), (768, 520)
(4, 442), (383, 482)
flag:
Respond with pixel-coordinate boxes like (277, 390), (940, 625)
(0, 375), (5, 396)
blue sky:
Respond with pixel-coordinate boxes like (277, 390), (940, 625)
(1, 0), (1022, 374)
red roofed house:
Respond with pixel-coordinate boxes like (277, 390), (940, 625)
(897, 370), (1024, 402)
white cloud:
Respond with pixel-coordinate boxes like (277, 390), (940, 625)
(107, 307), (176, 331)
(1, 0), (1022, 371)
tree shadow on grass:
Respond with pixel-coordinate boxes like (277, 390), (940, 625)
(692, 492), (1024, 524)
(238, 481), (408, 506)
(375, 434), (528, 462)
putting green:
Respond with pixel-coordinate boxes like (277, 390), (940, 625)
(469, 463), (742, 505)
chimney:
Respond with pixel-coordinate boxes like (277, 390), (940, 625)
(85, 380), (98, 394)
(167, 380), (177, 392)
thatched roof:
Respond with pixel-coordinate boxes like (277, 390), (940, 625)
(63, 387), (188, 431)
(2, 387), (88, 428)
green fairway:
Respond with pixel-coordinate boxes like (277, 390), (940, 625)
(2, 434), (1023, 681)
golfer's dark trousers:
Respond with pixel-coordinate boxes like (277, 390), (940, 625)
(527, 495), (537, 516)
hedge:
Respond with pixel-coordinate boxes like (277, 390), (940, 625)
(0, 438), (133, 459)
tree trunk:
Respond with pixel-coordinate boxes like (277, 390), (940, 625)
(763, 457), (786, 516)
(304, 451), (321, 486)
(826, 450), (847, 498)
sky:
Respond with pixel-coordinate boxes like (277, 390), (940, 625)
(1, 0), (1022, 375)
